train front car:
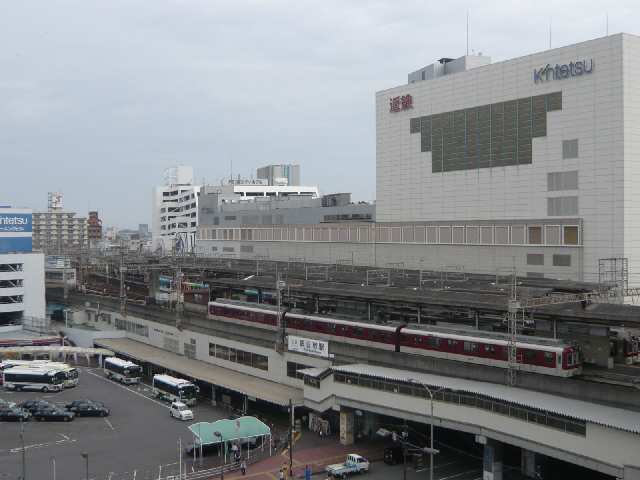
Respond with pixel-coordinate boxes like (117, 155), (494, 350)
(207, 300), (279, 331)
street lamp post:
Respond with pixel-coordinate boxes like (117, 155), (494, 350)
(214, 431), (224, 480)
(408, 381), (445, 480)
(81, 452), (89, 480)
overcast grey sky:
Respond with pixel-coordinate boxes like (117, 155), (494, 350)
(1, 0), (637, 228)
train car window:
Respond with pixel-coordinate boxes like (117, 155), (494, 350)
(464, 342), (478, 353)
(447, 339), (457, 348)
(427, 337), (440, 348)
(353, 327), (364, 337)
(544, 352), (554, 365)
(524, 350), (536, 362)
(328, 324), (336, 333)
(484, 344), (495, 355)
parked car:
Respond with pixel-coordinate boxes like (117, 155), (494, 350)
(0, 398), (16, 409)
(170, 401), (193, 421)
(32, 406), (75, 422)
(66, 400), (110, 417)
(19, 400), (56, 414)
(65, 399), (105, 409)
(0, 406), (31, 421)
(326, 454), (370, 478)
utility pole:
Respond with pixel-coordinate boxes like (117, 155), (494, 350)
(176, 266), (183, 328)
(20, 417), (26, 480)
(507, 268), (520, 386)
(119, 250), (127, 317)
(289, 398), (294, 477)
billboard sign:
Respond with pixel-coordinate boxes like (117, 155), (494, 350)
(0, 213), (31, 233)
(287, 335), (329, 358)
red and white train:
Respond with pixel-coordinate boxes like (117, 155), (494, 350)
(208, 300), (582, 377)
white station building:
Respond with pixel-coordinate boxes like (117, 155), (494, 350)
(212, 34), (640, 284)
(0, 207), (45, 325)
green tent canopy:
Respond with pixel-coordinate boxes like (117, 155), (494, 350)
(188, 416), (271, 446)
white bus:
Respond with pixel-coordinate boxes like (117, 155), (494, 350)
(104, 357), (142, 384)
(0, 360), (79, 388)
(152, 374), (198, 406)
(3, 367), (66, 392)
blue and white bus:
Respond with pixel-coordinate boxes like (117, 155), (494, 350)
(3, 367), (66, 392)
(152, 374), (198, 406)
(104, 357), (142, 384)
(0, 360), (78, 388)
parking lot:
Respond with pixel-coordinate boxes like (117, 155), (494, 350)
(0, 366), (232, 480)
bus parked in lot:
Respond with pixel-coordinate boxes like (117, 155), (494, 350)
(104, 357), (142, 384)
(3, 367), (66, 392)
(152, 374), (198, 406)
(0, 360), (78, 388)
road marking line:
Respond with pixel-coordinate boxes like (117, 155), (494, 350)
(84, 369), (169, 409)
(415, 459), (459, 472)
(439, 468), (483, 480)
(104, 418), (115, 431)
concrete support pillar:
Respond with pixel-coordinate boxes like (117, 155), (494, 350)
(521, 448), (536, 478)
(73, 353), (78, 364)
(362, 412), (380, 440)
(480, 438), (503, 480)
(98, 354), (103, 367)
(339, 408), (355, 446)
(211, 385), (217, 407)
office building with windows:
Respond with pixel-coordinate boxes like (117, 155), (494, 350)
(0, 207), (45, 325)
(205, 34), (640, 282)
(375, 33), (640, 282)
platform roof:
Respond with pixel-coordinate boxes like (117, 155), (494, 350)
(94, 338), (303, 406)
(332, 363), (640, 435)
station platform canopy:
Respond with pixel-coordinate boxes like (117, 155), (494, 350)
(95, 337), (303, 406)
(189, 416), (271, 446)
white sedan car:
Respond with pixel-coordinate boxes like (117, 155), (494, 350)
(169, 401), (194, 421)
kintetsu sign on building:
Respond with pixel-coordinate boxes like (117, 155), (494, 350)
(389, 94), (413, 113)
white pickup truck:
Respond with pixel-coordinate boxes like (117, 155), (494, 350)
(326, 454), (370, 478)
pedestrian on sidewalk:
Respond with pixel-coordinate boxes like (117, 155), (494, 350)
(304, 464), (312, 480)
(241, 459), (247, 475)
(279, 467), (285, 480)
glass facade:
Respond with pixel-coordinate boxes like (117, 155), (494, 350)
(410, 92), (562, 172)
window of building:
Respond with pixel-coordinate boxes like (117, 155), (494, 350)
(426, 226), (438, 243)
(527, 271), (545, 278)
(224, 216), (237, 221)
(548, 196), (578, 216)
(553, 254), (571, 267)
(466, 226), (479, 244)
(439, 227), (451, 244)
(240, 245), (254, 253)
(545, 226), (561, 245)
(494, 226), (509, 244)
(287, 361), (311, 380)
(480, 227), (493, 244)
(410, 92), (562, 172)
(548, 171), (578, 191)
(527, 254), (544, 266)
(563, 226), (579, 245)
(452, 227), (464, 244)
(511, 226), (525, 245)
(528, 226), (543, 244)
(562, 139), (579, 159)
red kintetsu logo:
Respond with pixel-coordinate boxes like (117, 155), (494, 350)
(389, 94), (413, 112)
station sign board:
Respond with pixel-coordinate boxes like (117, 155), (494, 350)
(287, 335), (329, 358)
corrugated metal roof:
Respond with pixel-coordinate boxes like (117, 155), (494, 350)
(332, 364), (640, 435)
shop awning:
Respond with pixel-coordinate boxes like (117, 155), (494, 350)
(94, 338), (303, 406)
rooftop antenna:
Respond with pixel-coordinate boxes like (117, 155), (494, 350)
(466, 10), (470, 56)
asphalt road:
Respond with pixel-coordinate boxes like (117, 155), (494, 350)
(361, 443), (483, 480)
(0, 367), (230, 480)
